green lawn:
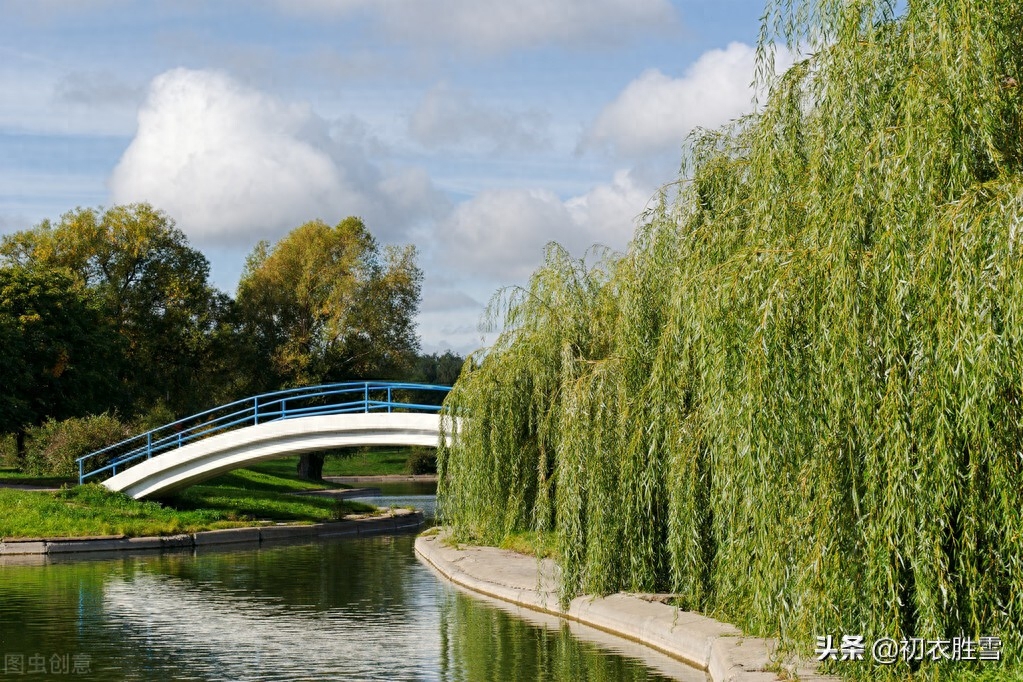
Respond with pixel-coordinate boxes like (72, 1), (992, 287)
(246, 448), (431, 478)
(0, 447), (431, 540)
(0, 463), (377, 539)
(169, 466), (374, 522)
(326, 447), (433, 476)
(0, 467), (73, 487)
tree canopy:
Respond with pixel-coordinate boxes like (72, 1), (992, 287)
(0, 204), (227, 416)
(237, 216), (423, 478)
(0, 266), (115, 450)
(237, 216), (423, 388)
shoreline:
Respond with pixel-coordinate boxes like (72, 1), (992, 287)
(323, 474), (437, 484)
(1, 509), (424, 561)
(414, 529), (834, 682)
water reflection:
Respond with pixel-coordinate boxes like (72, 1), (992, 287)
(0, 501), (705, 680)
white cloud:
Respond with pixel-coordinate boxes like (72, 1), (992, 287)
(437, 170), (652, 282)
(275, 0), (676, 51)
(409, 84), (549, 152)
(586, 42), (797, 157)
(109, 68), (447, 246)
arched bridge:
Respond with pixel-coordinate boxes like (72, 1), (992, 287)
(76, 382), (451, 500)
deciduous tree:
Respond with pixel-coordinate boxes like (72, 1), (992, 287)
(1, 203), (228, 416)
(0, 266), (115, 458)
(237, 216), (422, 478)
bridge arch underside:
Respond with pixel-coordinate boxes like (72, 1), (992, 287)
(102, 413), (444, 500)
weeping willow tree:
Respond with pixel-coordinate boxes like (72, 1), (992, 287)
(439, 0), (1023, 677)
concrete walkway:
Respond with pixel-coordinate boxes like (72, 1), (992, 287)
(415, 530), (834, 682)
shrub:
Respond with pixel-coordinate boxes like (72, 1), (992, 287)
(406, 447), (437, 475)
(22, 413), (133, 478)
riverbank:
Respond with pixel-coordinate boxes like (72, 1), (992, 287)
(0, 464), (382, 540)
(324, 474), (437, 484)
(415, 529), (835, 682)
(1, 508), (423, 562)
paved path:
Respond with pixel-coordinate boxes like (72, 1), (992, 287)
(415, 530), (835, 682)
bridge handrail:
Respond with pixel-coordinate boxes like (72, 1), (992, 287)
(76, 381), (451, 485)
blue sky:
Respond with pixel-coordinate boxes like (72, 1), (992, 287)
(1, 0), (783, 355)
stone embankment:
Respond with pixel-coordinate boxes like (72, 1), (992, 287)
(1, 509), (422, 559)
(415, 530), (835, 682)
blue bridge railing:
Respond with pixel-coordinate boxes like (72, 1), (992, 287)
(77, 381), (451, 485)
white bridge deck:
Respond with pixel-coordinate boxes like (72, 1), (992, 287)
(103, 413), (445, 499)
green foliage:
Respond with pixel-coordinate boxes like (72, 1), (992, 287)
(0, 203), (231, 417)
(237, 215), (424, 480)
(405, 447), (437, 475)
(21, 413), (132, 478)
(440, 1), (1023, 678)
(237, 216), (423, 388)
(0, 435), (15, 467)
(411, 351), (465, 386)
(0, 266), (116, 440)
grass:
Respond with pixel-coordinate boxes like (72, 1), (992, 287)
(0, 467), (73, 487)
(0, 485), (249, 538)
(0, 462), (379, 539)
(498, 530), (556, 559)
(169, 467), (375, 523)
(324, 447), (422, 476)
(248, 448), (430, 478)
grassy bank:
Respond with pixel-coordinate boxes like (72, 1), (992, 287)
(0, 465), (376, 539)
(250, 448), (435, 478)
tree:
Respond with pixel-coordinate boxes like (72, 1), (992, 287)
(237, 216), (423, 479)
(440, 0), (1023, 673)
(1, 204), (229, 417)
(0, 266), (116, 458)
(411, 351), (465, 386)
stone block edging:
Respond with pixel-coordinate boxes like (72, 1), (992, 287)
(414, 530), (835, 682)
(0, 509), (423, 556)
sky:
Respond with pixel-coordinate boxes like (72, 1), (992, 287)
(0, 0), (784, 356)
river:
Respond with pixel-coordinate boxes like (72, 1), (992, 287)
(0, 487), (706, 681)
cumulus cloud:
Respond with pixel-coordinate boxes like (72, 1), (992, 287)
(586, 42), (797, 157)
(437, 170), (652, 282)
(109, 68), (447, 245)
(274, 0), (676, 51)
(409, 84), (549, 152)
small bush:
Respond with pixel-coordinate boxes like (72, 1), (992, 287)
(406, 447), (437, 475)
(22, 414), (133, 478)
(0, 434), (16, 468)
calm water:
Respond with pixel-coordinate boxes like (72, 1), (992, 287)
(0, 495), (706, 681)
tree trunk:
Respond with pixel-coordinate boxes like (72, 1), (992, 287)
(297, 452), (325, 480)
(15, 428), (26, 466)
